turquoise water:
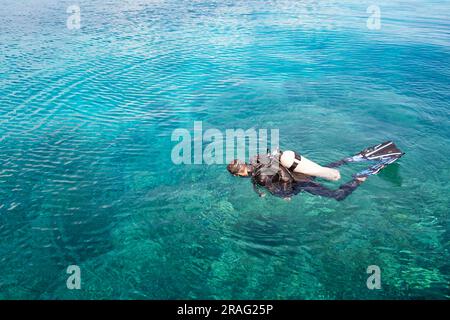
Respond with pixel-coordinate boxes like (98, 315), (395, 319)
(1, 0), (449, 299)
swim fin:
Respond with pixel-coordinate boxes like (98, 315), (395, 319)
(346, 141), (405, 163)
(353, 156), (401, 178)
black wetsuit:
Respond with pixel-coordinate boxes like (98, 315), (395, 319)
(248, 155), (363, 201)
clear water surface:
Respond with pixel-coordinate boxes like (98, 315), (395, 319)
(0, 0), (449, 299)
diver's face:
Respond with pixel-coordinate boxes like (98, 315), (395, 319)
(227, 160), (249, 177)
(235, 164), (249, 177)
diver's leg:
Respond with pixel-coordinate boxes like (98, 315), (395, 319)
(325, 159), (349, 168)
(300, 179), (364, 201)
(324, 153), (373, 169)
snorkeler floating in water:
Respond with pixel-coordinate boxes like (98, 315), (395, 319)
(227, 141), (404, 201)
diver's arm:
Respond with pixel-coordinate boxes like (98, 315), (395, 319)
(300, 179), (364, 201)
(324, 159), (348, 169)
(251, 175), (266, 197)
(280, 151), (341, 181)
(252, 181), (266, 197)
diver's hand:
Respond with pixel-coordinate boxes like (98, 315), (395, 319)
(356, 176), (367, 182)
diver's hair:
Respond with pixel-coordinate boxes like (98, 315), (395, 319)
(227, 159), (243, 175)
